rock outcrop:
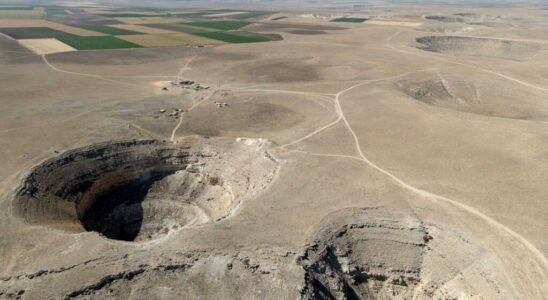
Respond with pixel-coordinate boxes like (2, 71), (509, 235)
(298, 207), (430, 299)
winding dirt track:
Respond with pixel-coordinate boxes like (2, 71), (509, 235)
(41, 54), (175, 79)
(170, 90), (218, 142)
(42, 54), (143, 88)
(33, 26), (548, 294)
(272, 30), (548, 289)
(170, 50), (221, 142)
(278, 73), (548, 272)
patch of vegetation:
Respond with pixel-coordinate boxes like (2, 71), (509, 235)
(97, 13), (169, 18)
(0, 13), (43, 19)
(0, 6), (33, 10)
(0, 27), (77, 39)
(77, 25), (142, 35)
(146, 23), (211, 33)
(183, 21), (251, 31)
(45, 9), (68, 15)
(230, 31), (282, 41)
(330, 17), (368, 23)
(191, 31), (279, 43)
(58, 36), (143, 50)
(271, 16), (287, 21)
(234, 12), (270, 20)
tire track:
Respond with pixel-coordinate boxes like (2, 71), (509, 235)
(281, 73), (548, 278)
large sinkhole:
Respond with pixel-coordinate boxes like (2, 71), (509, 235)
(13, 138), (278, 241)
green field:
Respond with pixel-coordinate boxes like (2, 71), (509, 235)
(330, 17), (368, 23)
(0, 27), (76, 39)
(192, 31), (278, 43)
(58, 36), (143, 50)
(234, 12), (270, 20)
(150, 23), (211, 33)
(0, 7), (33, 10)
(97, 13), (170, 18)
(229, 31), (282, 41)
(183, 21), (251, 31)
(45, 9), (68, 15)
(77, 25), (142, 35)
(271, 16), (287, 21)
(0, 14), (43, 19)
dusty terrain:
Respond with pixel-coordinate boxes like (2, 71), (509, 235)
(1, 1), (548, 299)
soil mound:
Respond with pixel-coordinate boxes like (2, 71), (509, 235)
(13, 137), (278, 241)
(416, 36), (540, 60)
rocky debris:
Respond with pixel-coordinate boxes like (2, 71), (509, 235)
(298, 207), (429, 299)
(179, 80), (194, 85)
(397, 78), (474, 106)
(1, 257), (105, 282)
(165, 108), (183, 119)
(62, 262), (192, 299)
(0, 289), (24, 299)
(169, 80), (210, 90)
(12, 136), (279, 242)
(215, 101), (228, 108)
(168, 109), (179, 117)
(36, 248), (302, 300)
(65, 269), (147, 299)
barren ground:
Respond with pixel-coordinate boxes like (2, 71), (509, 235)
(0, 2), (547, 299)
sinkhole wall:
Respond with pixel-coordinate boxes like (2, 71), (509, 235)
(13, 140), (192, 234)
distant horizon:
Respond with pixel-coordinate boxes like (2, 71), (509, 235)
(3, 0), (548, 5)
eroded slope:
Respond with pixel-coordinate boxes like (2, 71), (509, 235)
(298, 207), (430, 299)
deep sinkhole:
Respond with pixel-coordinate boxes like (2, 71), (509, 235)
(13, 138), (278, 242)
(13, 140), (191, 241)
(78, 169), (176, 241)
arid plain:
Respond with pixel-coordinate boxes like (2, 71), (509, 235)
(1, 1), (547, 299)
